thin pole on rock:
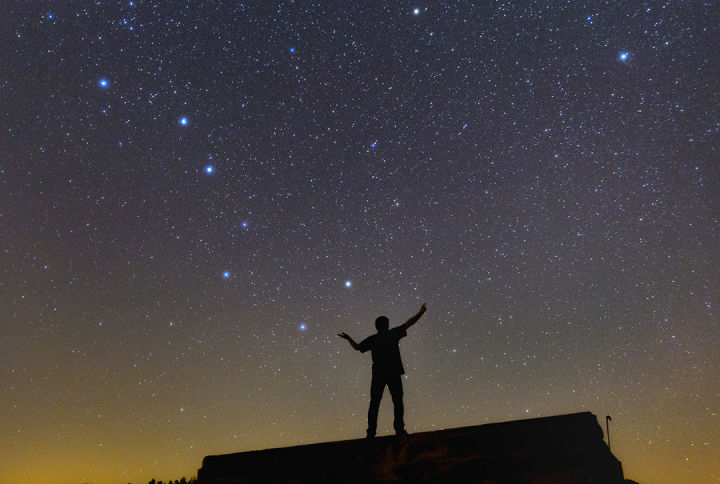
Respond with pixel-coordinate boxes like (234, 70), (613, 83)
(605, 415), (612, 452)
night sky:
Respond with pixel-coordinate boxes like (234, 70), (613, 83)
(2, 2), (718, 483)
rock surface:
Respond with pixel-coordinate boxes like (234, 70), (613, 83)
(198, 412), (630, 483)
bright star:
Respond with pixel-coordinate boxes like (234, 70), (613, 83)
(222, 271), (230, 279)
(413, 8), (420, 15)
(619, 52), (629, 62)
(289, 47), (295, 53)
(370, 142), (377, 149)
(179, 116), (189, 126)
(205, 165), (214, 174)
(345, 280), (352, 288)
(299, 323), (307, 331)
(99, 78), (109, 88)
(241, 222), (248, 228)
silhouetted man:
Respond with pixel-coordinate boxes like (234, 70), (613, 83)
(339, 303), (427, 438)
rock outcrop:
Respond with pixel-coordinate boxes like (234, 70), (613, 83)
(198, 412), (631, 483)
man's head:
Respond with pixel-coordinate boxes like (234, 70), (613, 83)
(375, 316), (389, 332)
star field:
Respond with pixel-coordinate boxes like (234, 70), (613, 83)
(1, 2), (718, 483)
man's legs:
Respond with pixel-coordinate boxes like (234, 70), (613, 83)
(387, 374), (405, 434)
(367, 372), (385, 438)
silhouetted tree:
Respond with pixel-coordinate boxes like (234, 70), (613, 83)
(147, 477), (196, 484)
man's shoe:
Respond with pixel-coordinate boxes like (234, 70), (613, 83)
(395, 429), (409, 437)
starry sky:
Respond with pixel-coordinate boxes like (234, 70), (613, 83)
(1, 2), (718, 483)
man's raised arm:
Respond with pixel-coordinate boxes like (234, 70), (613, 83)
(403, 303), (427, 330)
(338, 332), (360, 350)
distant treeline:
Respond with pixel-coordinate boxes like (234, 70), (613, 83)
(147, 478), (196, 484)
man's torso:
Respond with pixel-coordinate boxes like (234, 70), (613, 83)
(359, 325), (407, 375)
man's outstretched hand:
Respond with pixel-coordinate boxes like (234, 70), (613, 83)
(338, 332), (360, 350)
(403, 303), (427, 329)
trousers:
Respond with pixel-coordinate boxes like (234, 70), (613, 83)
(367, 371), (404, 436)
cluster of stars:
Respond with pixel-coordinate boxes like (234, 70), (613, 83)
(2, 3), (717, 484)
